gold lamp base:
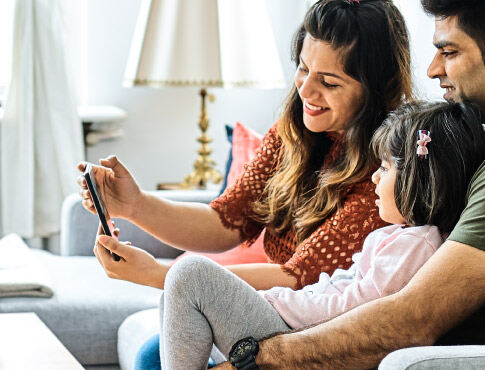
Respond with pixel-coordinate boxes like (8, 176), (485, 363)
(181, 88), (223, 189)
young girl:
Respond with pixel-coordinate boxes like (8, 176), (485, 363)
(160, 102), (485, 369)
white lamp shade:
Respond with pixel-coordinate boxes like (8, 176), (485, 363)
(124, 0), (286, 89)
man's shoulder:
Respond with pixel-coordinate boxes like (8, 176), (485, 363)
(464, 160), (485, 204)
(448, 161), (485, 251)
(469, 161), (485, 189)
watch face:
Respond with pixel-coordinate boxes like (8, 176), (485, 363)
(230, 338), (257, 363)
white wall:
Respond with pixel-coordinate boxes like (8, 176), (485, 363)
(83, 0), (306, 190)
(80, 0), (442, 190)
(394, 0), (443, 101)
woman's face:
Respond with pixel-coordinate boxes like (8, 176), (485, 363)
(294, 35), (364, 134)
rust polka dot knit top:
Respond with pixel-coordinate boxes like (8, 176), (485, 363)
(210, 122), (388, 289)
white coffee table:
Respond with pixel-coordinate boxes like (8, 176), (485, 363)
(0, 312), (84, 369)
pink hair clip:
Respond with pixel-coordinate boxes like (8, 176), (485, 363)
(417, 130), (431, 159)
(349, 0), (360, 4)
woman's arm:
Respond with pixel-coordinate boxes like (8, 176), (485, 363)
(80, 123), (281, 254)
(131, 192), (242, 252)
(78, 157), (242, 253)
(95, 234), (297, 290)
(228, 263), (298, 290)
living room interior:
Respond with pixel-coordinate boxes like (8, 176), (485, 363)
(0, 0), (454, 369)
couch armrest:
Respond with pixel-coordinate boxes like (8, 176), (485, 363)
(379, 345), (485, 369)
(60, 189), (219, 258)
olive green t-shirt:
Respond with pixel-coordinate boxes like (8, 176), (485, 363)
(448, 161), (485, 250)
(436, 161), (485, 345)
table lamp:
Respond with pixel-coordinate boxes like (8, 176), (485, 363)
(123, 0), (285, 189)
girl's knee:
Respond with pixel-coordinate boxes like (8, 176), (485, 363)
(165, 255), (216, 295)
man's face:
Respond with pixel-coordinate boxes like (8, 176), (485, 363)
(428, 16), (485, 108)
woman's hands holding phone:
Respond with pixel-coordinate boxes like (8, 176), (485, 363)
(77, 155), (142, 220)
(94, 224), (169, 289)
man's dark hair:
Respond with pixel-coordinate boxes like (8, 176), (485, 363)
(421, 0), (485, 62)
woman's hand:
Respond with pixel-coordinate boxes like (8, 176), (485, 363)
(94, 225), (169, 289)
(77, 155), (142, 220)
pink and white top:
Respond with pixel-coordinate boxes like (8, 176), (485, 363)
(262, 224), (443, 329)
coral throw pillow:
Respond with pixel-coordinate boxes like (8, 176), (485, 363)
(173, 122), (268, 266)
(226, 122), (264, 188)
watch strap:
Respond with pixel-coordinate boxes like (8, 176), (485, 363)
(234, 354), (259, 370)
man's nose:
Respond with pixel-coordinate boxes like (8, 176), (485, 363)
(427, 52), (445, 79)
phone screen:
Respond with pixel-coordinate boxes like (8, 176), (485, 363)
(83, 164), (120, 261)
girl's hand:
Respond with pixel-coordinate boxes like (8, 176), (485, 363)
(77, 155), (142, 220)
(94, 225), (169, 289)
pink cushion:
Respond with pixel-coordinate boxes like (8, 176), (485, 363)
(227, 122), (263, 187)
(173, 122), (267, 266)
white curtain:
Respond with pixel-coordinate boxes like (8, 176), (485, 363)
(1, 0), (84, 238)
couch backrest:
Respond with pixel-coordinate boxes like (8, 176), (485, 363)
(60, 190), (218, 258)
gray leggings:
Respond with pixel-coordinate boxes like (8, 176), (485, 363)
(160, 255), (291, 370)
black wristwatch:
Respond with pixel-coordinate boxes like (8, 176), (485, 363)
(229, 336), (260, 370)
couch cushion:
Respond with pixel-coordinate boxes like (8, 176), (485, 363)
(0, 250), (166, 366)
(118, 308), (160, 370)
(226, 122), (262, 187)
(118, 308), (227, 370)
(379, 345), (485, 369)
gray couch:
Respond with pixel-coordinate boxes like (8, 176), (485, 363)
(2, 189), (483, 369)
(0, 190), (217, 370)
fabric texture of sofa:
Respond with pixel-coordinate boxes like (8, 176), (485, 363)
(0, 190), (217, 370)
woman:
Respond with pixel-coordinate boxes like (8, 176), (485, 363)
(77, 0), (411, 367)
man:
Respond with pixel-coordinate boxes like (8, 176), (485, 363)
(216, 0), (485, 368)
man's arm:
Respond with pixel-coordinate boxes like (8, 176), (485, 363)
(215, 240), (485, 369)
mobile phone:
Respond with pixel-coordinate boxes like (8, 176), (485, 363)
(83, 163), (121, 261)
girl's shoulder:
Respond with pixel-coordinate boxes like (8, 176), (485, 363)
(366, 225), (443, 246)
(371, 224), (443, 252)
(365, 224), (403, 244)
(397, 224), (442, 241)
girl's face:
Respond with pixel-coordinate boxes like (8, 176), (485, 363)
(371, 160), (407, 225)
(294, 34), (364, 134)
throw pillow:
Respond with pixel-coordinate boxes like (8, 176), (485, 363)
(226, 122), (264, 187)
(218, 125), (234, 196)
(173, 122), (267, 266)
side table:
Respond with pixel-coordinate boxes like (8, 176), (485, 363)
(0, 312), (84, 370)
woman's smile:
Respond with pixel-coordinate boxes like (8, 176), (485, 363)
(304, 100), (330, 116)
